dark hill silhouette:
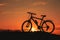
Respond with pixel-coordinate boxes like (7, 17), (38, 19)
(0, 30), (60, 40)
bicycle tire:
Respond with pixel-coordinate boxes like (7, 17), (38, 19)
(21, 20), (32, 32)
(42, 20), (55, 33)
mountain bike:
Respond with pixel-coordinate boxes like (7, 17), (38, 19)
(21, 12), (55, 33)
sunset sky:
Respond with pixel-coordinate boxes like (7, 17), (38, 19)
(0, 0), (60, 35)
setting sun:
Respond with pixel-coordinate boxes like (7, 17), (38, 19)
(31, 27), (38, 32)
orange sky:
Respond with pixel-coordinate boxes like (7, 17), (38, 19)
(0, 0), (60, 35)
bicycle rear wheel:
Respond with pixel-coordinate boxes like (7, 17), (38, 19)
(21, 20), (32, 32)
(42, 20), (55, 33)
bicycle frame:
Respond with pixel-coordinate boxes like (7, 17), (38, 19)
(28, 15), (45, 27)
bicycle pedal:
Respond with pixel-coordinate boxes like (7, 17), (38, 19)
(26, 26), (29, 27)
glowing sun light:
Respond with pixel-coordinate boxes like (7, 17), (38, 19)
(31, 27), (37, 32)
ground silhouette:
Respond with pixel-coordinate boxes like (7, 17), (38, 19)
(0, 30), (60, 40)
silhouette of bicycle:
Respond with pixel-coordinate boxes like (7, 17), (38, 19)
(21, 12), (55, 33)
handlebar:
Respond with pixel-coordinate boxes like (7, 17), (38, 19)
(27, 12), (46, 17)
(41, 15), (46, 17)
(27, 12), (36, 15)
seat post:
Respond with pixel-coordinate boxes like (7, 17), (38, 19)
(41, 16), (45, 20)
(41, 15), (46, 20)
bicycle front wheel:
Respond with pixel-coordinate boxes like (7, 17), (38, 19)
(21, 20), (32, 32)
(42, 20), (55, 33)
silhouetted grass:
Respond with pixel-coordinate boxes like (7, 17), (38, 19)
(0, 30), (60, 40)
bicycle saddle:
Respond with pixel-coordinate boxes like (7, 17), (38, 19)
(41, 15), (46, 17)
(27, 12), (36, 15)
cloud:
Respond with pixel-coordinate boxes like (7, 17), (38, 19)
(0, 3), (8, 6)
(0, 4), (5, 6)
(32, 1), (47, 6)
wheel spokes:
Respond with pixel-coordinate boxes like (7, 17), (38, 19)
(23, 22), (31, 32)
(42, 22), (54, 33)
